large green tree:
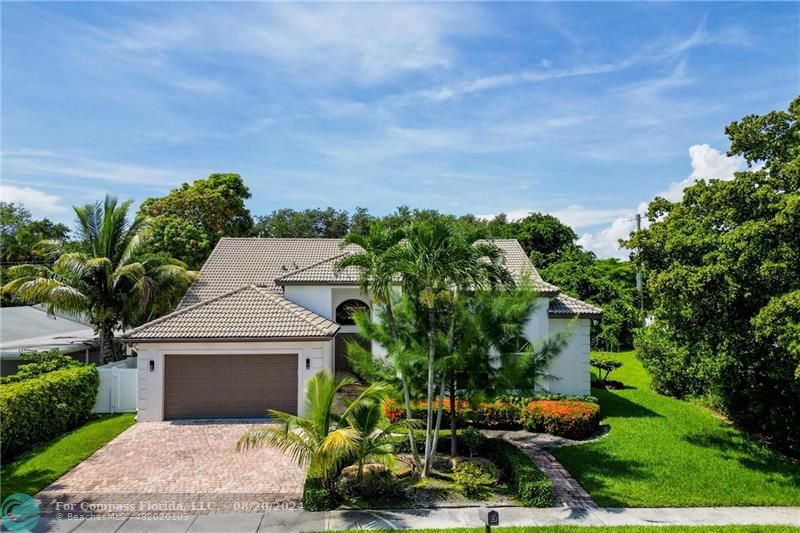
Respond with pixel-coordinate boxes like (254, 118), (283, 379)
(138, 173), (253, 269)
(3, 196), (196, 361)
(0, 202), (69, 264)
(624, 97), (800, 456)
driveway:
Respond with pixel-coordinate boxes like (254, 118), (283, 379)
(36, 421), (306, 516)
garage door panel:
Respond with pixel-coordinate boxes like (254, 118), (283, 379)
(164, 354), (297, 419)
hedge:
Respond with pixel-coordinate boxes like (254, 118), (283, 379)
(302, 473), (339, 511)
(1, 365), (99, 459)
(484, 438), (553, 507)
(521, 400), (600, 440)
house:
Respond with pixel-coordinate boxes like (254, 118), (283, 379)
(124, 238), (602, 420)
(0, 305), (99, 376)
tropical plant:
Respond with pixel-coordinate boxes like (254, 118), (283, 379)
(2, 195), (196, 361)
(237, 371), (394, 492)
(590, 356), (623, 382)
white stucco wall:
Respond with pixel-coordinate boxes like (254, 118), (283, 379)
(133, 340), (333, 421)
(544, 318), (591, 395)
(524, 297), (552, 341)
(283, 286), (333, 320)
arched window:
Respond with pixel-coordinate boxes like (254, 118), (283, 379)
(335, 299), (370, 325)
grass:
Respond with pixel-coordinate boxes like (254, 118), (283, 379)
(333, 527), (800, 533)
(551, 351), (800, 507)
(1, 413), (135, 500)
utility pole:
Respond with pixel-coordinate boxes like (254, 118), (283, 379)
(635, 213), (643, 313)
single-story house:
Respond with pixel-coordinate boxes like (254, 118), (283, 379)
(0, 305), (99, 376)
(124, 238), (602, 420)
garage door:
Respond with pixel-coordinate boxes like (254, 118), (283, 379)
(164, 354), (298, 419)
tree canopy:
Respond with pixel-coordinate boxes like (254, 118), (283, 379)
(624, 96), (800, 456)
(138, 173), (253, 269)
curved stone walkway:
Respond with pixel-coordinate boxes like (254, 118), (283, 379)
(482, 429), (597, 508)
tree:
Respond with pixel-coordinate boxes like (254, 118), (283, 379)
(237, 371), (393, 492)
(509, 213), (579, 267)
(138, 173), (253, 269)
(623, 97), (800, 456)
(0, 202), (69, 264)
(382, 218), (513, 476)
(3, 196), (196, 361)
(255, 207), (350, 238)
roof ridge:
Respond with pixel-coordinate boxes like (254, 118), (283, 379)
(251, 287), (337, 334)
(274, 251), (352, 282)
(123, 284), (255, 337)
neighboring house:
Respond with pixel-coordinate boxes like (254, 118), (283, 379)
(0, 305), (99, 376)
(124, 238), (602, 420)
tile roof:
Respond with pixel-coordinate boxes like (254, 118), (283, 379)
(548, 293), (604, 319)
(125, 285), (339, 341)
(478, 240), (560, 296)
(179, 238), (349, 307)
(275, 248), (363, 285)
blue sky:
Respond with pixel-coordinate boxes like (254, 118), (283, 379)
(2, 2), (797, 257)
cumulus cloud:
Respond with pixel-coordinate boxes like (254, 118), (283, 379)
(0, 184), (66, 216)
(578, 144), (746, 259)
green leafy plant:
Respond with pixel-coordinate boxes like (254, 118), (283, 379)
(1, 365), (99, 460)
(452, 461), (499, 499)
(460, 426), (485, 457)
(1, 349), (81, 384)
(484, 439), (553, 507)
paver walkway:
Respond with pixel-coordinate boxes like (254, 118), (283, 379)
(35, 421), (306, 517)
(482, 429), (597, 508)
(30, 506), (800, 532)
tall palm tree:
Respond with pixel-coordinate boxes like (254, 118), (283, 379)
(335, 221), (425, 467)
(2, 195), (196, 361)
(384, 218), (513, 475)
(237, 371), (393, 491)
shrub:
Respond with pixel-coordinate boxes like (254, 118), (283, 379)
(522, 400), (600, 440)
(634, 323), (714, 398)
(338, 470), (407, 503)
(302, 473), (339, 511)
(452, 461), (500, 499)
(460, 426), (484, 457)
(590, 356), (623, 382)
(484, 439), (552, 507)
(468, 400), (520, 429)
(1, 365), (99, 459)
(1, 349), (81, 384)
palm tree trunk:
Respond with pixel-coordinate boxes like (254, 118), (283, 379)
(449, 376), (458, 457)
(429, 374), (446, 467)
(422, 308), (436, 477)
(99, 321), (115, 362)
(383, 292), (422, 471)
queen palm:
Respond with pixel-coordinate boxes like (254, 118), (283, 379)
(2, 195), (196, 361)
(237, 371), (394, 491)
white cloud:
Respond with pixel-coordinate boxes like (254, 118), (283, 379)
(578, 144), (747, 258)
(3, 149), (184, 185)
(0, 185), (66, 216)
(115, 4), (483, 85)
(479, 205), (632, 229)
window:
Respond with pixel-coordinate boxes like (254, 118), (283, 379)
(335, 299), (370, 325)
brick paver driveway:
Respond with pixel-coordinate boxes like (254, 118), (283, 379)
(36, 421), (306, 516)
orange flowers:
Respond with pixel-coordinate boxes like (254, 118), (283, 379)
(522, 400), (600, 440)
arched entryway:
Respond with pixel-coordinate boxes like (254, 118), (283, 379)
(334, 299), (371, 375)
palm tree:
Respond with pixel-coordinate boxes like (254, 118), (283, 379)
(237, 371), (393, 491)
(384, 218), (513, 475)
(2, 195), (196, 361)
(335, 221), (425, 467)
(345, 401), (418, 484)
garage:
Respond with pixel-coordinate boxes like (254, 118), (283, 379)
(164, 353), (298, 419)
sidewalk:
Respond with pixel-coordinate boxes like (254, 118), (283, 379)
(31, 506), (800, 532)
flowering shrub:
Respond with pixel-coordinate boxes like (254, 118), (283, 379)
(522, 400), (600, 440)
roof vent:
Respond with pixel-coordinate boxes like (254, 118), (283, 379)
(292, 261), (299, 269)
(281, 265), (288, 271)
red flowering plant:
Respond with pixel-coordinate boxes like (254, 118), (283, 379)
(521, 400), (600, 440)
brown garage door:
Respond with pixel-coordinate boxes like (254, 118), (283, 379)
(164, 354), (297, 419)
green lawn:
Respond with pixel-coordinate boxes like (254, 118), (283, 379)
(552, 351), (800, 507)
(334, 526), (799, 533)
(1, 413), (135, 500)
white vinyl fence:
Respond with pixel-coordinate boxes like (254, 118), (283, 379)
(93, 358), (138, 413)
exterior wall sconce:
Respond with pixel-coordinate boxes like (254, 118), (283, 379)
(305, 358), (310, 370)
(149, 360), (155, 372)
